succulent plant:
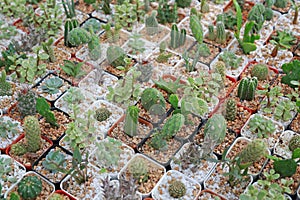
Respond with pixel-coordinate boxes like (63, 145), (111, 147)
(16, 88), (37, 118)
(124, 106), (139, 137)
(289, 135), (300, 151)
(48, 193), (65, 200)
(248, 114), (276, 138)
(10, 143), (27, 156)
(251, 63), (269, 81)
(106, 46), (126, 68)
(149, 131), (167, 150)
(94, 107), (111, 122)
(17, 176), (42, 200)
(216, 21), (226, 44)
(145, 10), (159, 35)
(141, 88), (166, 112)
(237, 77), (258, 101)
(0, 70), (12, 96)
(168, 180), (186, 198)
(236, 139), (268, 164)
(42, 150), (67, 172)
(136, 63), (153, 83)
(41, 77), (63, 94)
(170, 24), (186, 49)
(225, 98), (237, 121)
(128, 157), (149, 183)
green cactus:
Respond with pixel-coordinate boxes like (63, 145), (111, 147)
(94, 107), (111, 122)
(0, 70), (12, 96)
(17, 176), (42, 200)
(145, 10), (159, 35)
(24, 116), (41, 153)
(10, 143), (27, 156)
(175, 0), (191, 8)
(198, 43), (211, 57)
(225, 98), (237, 121)
(200, 0), (210, 13)
(157, 0), (178, 24)
(88, 33), (101, 61)
(168, 180), (186, 198)
(124, 106), (139, 137)
(17, 88), (37, 118)
(62, 0), (79, 47)
(250, 63), (269, 81)
(106, 46), (126, 68)
(289, 135), (300, 151)
(141, 88), (166, 112)
(237, 77), (258, 101)
(236, 139), (267, 164)
(213, 61), (226, 82)
(49, 193), (65, 200)
(274, 0), (288, 8)
(190, 14), (203, 44)
(128, 157), (149, 183)
(150, 131), (167, 150)
(67, 27), (92, 47)
(216, 21), (226, 44)
(207, 24), (215, 41)
(264, 7), (273, 21)
(136, 64), (153, 83)
(170, 24), (186, 49)
(161, 113), (185, 140)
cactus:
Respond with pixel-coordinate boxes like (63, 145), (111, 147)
(225, 98), (237, 121)
(207, 24), (215, 41)
(24, 116), (41, 153)
(124, 106), (139, 137)
(67, 27), (91, 47)
(213, 61), (226, 81)
(145, 10), (159, 35)
(150, 132), (167, 150)
(62, 0), (79, 47)
(141, 88), (166, 111)
(200, 0), (210, 13)
(289, 135), (300, 151)
(190, 14), (203, 44)
(274, 0), (288, 8)
(168, 180), (186, 198)
(251, 63), (269, 81)
(157, 0), (178, 24)
(94, 107), (111, 122)
(136, 64), (153, 83)
(49, 193), (65, 200)
(0, 70), (12, 96)
(236, 139), (268, 164)
(161, 113), (185, 140)
(175, 0), (191, 8)
(128, 157), (149, 183)
(42, 150), (67, 172)
(17, 176), (42, 200)
(216, 21), (226, 44)
(10, 143), (27, 156)
(41, 38), (56, 63)
(198, 43), (211, 57)
(17, 88), (36, 117)
(170, 24), (186, 49)
(237, 77), (258, 101)
(106, 46), (126, 68)
(88, 34), (101, 61)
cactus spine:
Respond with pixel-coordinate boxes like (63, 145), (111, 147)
(106, 46), (126, 68)
(289, 135), (300, 151)
(145, 10), (159, 35)
(168, 180), (186, 198)
(0, 70), (12, 96)
(190, 14), (203, 44)
(94, 107), (111, 122)
(141, 88), (166, 111)
(124, 106), (139, 137)
(216, 21), (226, 44)
(170, 24), (186, 49)
(225, 98), (237, 121)
(251, 63), (269, 80)
(207, 24), (215, 41)
(236, 139), (267, 164)
(62, 0), (79, 47)
(17, 89), (36, 117)
(237, 77), (258, 101)
(17, 176), (42, 200)
(161, 113), (185, 139)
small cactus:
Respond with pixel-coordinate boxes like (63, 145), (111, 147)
(106, 46), (126, 68)
(128, 157), (149, 183)
(24, 116), (41, 153)
(145, 10), (159, 35)
(11, 143), (27, 156)
(136, 64), (153, 83)
(0, 70), (12, 96)
(204, 114), (226, 145)
(17, 176), (42, 200)
(67, 27), (91, 47)
(124, 106), (139, 137)
(150, 132), (167, 150)
(289, 135), (300, 152)
(175, 0), (191, 8)
(161, 113), (185, 140)
(42, 150), (67, 172)
(49, 193), (65, 200)
(225, 98), (237, 121)
(17, 88), (37, 117)
(237, 77), (258, 101)
(170, 24), (186, 49)
(94, 107), (111, 122)
(251, 63), (269, 81)
(168, 180), (186, 198)
(274, 0), (288, 8)
(207, 24), (215, 41)
(236, 139), (268, 164)
(213, 61), (226, 81)
(216, 21), (226, 44)
(141, 88), (166, 112)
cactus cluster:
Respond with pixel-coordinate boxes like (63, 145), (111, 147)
(17, 88), (37, 118)
(106, 46), (126, 68)
(141, 88), (166, 112)
(289, 135), (300, 151)
(207, 25), (215, 41)
(49, 193), (65, 200)
(170, 24), (186, 49)
(145, 10), (159, 36)
(17, 176), (42, 200)
(237, 77), (258, 101)
(225, 98), (237, 121)
(251, 63), (269, 81)
(128, 157), (149, 183)
(124, 106), (139, 137)
(0, 70), (12, 96)
(62, 0), (79, 47)
(213, 61), (226, 82)
(237, 139), (267, 164)
(157, 0), (177, 24)
(94, 107), (111, 122)
(168, 180), (186, 198)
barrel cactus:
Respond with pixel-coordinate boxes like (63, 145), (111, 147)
(106, 46), (126, 68)
(168, 180), (186, 198)
(251, 63), (269, 81)
(94, 107), (111, 122)
(17, 88), (36, 117)
(237, 139), (267, 164)
(17, 176), (42, 200)
(237, 77), (258, 101)
(289, 135), (300, 152)
(225, 98), (237, 121)
(141, 88), (166, 112)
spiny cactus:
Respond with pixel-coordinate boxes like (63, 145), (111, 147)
(10, 143), (27, 156)
(225, 98), (237, 121)
(161, 113), (185, 140)
(213, 61), (226, 82)
(17, 88), (36, 117)
(145, 10), (159, 35)
(216, 21), (226, 44)
(236, 139), (267, 164)
(94, 107), (111, 122)
(251, 63), (269, 81)
(67, 27), (92, 47)
(200, 0), (210, 13)
(128, 157), (149, 183)
(17, 176), (42, 200)
(175, 0), (191, 8)
(42, 38), (56, 63)
(0, 70), (12, 96)
(106, 46), (126, 68)
(289, 135), (300, 151)
(168, 180), (186, 198)
(136, 64), (153, 83)
(24, 116), (41, 153)
(237, 77), (258, 101)
(170, 24), (186, 49)
(49, 193), (65, 200)
(124, 106), (139, 137)
(141, 88), (166, 112)
(207, 24), (215, 41)
(150, 132), (167, 150)
(274, 0), (288, 8)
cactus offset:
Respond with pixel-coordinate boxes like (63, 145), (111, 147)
(145, 10), (159, 35)
(24, 116), (41, 153)
(150, 132), (167, 150)
(10, 143), (27, 156)
(161, 113), (185, 140)
(216, 21), (226, 44)
(94, 107), (111, 122)
(251, 63), (269, 81)
(289, 135), (300, 151)
(124, 106), (139, 137)
(0, 70), (12, 96)
(225, 98), (237, 121)
(141, 88), (166, 112)
(106, 46), (126, 68)
(128, 157), (149, 183)
(17, 88), (36, 117)
(170, 24), (186, 49)
(168, 180), (186, 198)
(17, 176), (42, 200)
(237, 77), (258, 101)
(236, 139), (267, 164)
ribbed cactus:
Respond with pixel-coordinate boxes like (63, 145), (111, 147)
(128, 157), (149, 183)
(124, 106), (139, 137)
(88, 34), (101, 61)
(175, 0), (191, 8)
(161, 113), (185, 140)
(274, 0), (288, 8)
(49, 193), (65, 200)
(251, 63), (269, 81)
(24, 116), (41, 153)
(67, 27), (92, 47)
(145, 10), (159, 35)
(62, 0), (79, 47)
(106, 46), (126, 68)
(216, 21), (226, 44)
(225, 98), (237, 121)
(17, 176), (42, 200)
(289, 135), (300, 151)
(170, 24), (186, 49)
(168, 180), (186, 198)
(190, 14), (203, 44)
(207, 24), (215, 41)
(201, 0), (210, 13)
(94, 107), (111, 122)
(236, 139), (267, 164)
(0, 70), (12, 96)
(17, 88), (36, 117)
(237, 77), (258, 101)
(136, 64), (153, 83)
(213, 61), (226, 81)
(141, 88), (166, 111)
